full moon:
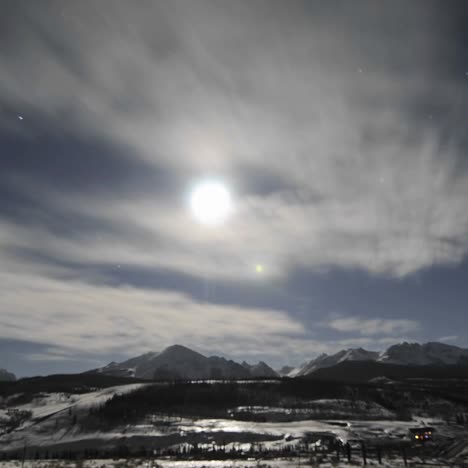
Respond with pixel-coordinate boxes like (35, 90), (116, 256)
(190, 181), (232, 225)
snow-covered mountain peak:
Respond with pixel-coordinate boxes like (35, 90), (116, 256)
(291, 342), (468, 378)
(89, 341), (468, 381)
(0, 368), (16, 382)
(379, 341), (468, 366)
(290, 347), (380, 377)
(92, 345), (278, 380)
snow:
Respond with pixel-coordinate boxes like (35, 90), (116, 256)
(289, 342), (468, 377)
(290, 349), (380, 377)
(12, 383), (149, 420)
(228, 399), (395, 420)
(1, 411), (440, 451)
(0, 456), (461, 467)
(379, 341), (468, 366)
(1, 382), (468, 466)
(94, 345), (278, 380)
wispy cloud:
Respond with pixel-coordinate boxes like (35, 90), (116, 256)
(25, 353), (78, 362)
(1, 1), (468, 281)
(0, 257), (420, 367)
(0, 266), (304, 361)
(0, 1), (467, 371)
(438, 335), (459, 343)
(327, 317), (420, 336)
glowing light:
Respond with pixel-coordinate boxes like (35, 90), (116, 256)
(190, 181), (232, 225)
(255, 264), (264, 273)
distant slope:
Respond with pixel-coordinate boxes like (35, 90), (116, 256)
(91, 344), (278, 380)
(304, 360), (468, 383)
(276, 365), (295, 377)
(98, 351), (160, 378)
(241, 361), (279, 378)
(292, 342), (468, 379)
(0, 373), (148, 396)
(0, 369), (16, 382)
(290, 348), (379, 377)
(379, 342), (468, 366)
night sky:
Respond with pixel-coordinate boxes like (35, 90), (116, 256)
(1, 0), (468, 377)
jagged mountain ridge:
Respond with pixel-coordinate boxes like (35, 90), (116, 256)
(88, 342), (468, 382)
(379, 341), (468, 366)
(241, 360), (278, 378)
(0, 369), (16, 382)
(289, 348), (380, 377)
(290, 342), (468, 377)
(306, 360), (468, 383)
(92, 344), (279, 380)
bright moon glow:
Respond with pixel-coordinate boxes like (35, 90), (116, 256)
(190, 181), (232, 225)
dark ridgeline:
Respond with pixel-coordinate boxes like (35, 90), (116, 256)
(305, 360), (468, 383)
(0, 373), (148, 399)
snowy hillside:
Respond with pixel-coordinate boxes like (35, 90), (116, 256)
(290, 348), (379, 377)
(93, 345), (278, 380)
(276, 365), (295, 376)
(98, 351), (160, 378)
(1, 379), (467, 465)
(0, 369), (15, 382)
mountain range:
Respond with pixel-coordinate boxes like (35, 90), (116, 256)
(288, 348), (380, 377)
(89, 344), (279, 380)
(90, 341), (468, 381)
(287, 341), (468, 378)
(3, 341), (468, 382)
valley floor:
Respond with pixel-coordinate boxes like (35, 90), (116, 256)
(0, 456), (465, 468)
(2, 381), (468, 466)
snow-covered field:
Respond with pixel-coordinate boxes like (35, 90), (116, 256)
(229, 399), (396, 420)
(1, 383), (468, 466)
(0, 456), (463, 468)
(13, 383), (149, 418)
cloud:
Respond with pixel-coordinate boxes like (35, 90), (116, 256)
(438, 335), (459, 343)
(0, 266), (305, 360)
(327, 317), (420, 336)
(0, 1), (468, 282)
(0, 2), (467, 371)
(0, 254), (416, 368)
(25, 353), (78, 362)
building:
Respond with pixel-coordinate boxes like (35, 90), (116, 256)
(409, 427), (435, 442)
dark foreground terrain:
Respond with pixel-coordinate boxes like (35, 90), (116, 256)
(1, 374), (468, 466)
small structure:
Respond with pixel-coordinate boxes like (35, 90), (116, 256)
(409, 426), (435, 442)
